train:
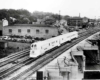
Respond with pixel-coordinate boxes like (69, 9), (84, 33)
(30, 31), (79, 57)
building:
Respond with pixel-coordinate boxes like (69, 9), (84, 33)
(3, 24), (58, 39)
(66, 17), (90, 29)
(0, 19), (9, 36)
(2, 19), (8, 27)
(0, 21), (3, 36)
(0, 41), (8, 49)
(67, 17), (83, 26)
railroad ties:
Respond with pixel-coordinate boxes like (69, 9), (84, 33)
(27, 28), (100, 80)
(0, 27), (100, 80)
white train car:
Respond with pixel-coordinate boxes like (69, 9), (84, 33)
(30, 36), (60, 57)
(30, 31), (78, 57)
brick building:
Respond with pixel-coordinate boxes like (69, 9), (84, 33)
(67, 17), (83, 26)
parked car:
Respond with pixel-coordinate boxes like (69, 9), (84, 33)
(2, 36), (11, 40)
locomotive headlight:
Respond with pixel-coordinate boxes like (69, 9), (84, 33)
(32, 51), (34, 53)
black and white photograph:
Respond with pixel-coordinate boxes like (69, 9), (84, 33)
(0, 0), (100, 80)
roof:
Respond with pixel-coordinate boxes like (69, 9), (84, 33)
(68, 17), (82, 20)
(8, 24), (53, 27)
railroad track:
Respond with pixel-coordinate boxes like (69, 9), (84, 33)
(0, 58), (34, 79)
(2, 28), (100, 80)
(11, 29), (100, 80)
(0, 48), (30, 67)
(0, 56), (29, 75)
(0, 27), (96, 68)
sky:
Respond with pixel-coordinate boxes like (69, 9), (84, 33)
(0, 0), (100, 19)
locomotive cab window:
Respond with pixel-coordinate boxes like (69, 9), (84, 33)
(33, 44), (37, 49)
(31, 44), (33, 47)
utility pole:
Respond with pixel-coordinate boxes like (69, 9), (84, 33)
(59, 10), (61, 21)
(56, 10), (61, 35)
(79, 13), (80, 17)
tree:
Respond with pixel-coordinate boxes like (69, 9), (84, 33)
(17, 9), (31, 17)
(29, 16), (37, 22)
(44, 17), (56, 25)
(64, 15), (70, 21)
(0, 9), (9, 20)
(52, 14), (62, 20)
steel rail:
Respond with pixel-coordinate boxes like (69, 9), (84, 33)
(1, 27), (100, 80)
(9, 29), (100, 80)
(0, 49), (30, 67)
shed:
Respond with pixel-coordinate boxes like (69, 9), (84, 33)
(0, 41), (8, 49)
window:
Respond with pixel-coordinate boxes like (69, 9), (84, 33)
(18, 29), (21, 33)
(27, 29), (30, 33)
(9, 29), (12, 33)
(36, 29), (39, 34)
(45, 30), (49, 34)
(33, 44), (37, 49)
(31, 44), (33, 47)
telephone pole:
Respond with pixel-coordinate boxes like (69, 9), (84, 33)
(59, 10), (61, 21)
